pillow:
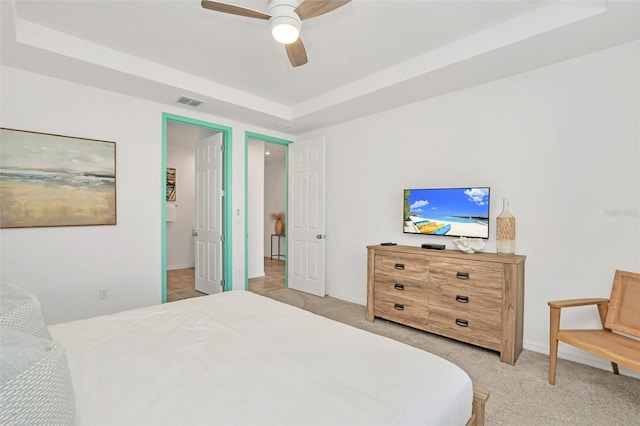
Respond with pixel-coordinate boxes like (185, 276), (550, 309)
(0, 282), (52, 340)
(0, 327), (75, 425)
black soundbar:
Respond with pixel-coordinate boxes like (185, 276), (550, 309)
(421, 243), (446, 250)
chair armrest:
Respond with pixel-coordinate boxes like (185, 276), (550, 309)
(548, 298), (609, 309)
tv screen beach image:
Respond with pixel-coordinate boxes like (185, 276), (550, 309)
(404, 188), (489, 238)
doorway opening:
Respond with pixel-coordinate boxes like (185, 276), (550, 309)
(244, 132), (291, 291)
(161, 113), (232, 303)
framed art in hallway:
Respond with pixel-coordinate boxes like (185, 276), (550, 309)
(166, 167), (176, 201)
(0, 127), (117, 228)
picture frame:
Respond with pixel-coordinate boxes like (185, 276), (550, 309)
(166, 167), (176, 201)
(0, 127), (117, 228)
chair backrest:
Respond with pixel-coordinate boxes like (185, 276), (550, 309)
(605, 270), (640, 338)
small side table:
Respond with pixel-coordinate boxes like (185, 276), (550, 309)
(270, 234), (285, 260)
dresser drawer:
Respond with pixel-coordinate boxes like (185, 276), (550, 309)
(374, 291), (429, 326)
(430, 283), (502, 315)
(374, 254), (429, 282)
(428, 305), (501, 349)
(375, 276), (428, 301)
(429, 260), (503, 291)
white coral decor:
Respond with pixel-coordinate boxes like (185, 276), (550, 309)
(452, 237), (485, 254)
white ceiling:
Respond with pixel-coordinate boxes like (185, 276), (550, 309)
(2, 0), (639, 135)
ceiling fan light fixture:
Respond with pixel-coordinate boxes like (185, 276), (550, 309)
(202, 0), (351, 67)
(270, 15), (300, 44)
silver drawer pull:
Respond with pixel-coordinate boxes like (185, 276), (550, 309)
(455, 295), (469, 303)
(395, 263), (405, 270)
(394, 283), (405, 291)
(394, 303), (405, 311)
(456, 272), (470, 280)
(455, 318), (469, 327)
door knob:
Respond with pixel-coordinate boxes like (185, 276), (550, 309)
(316, 234), (325, 239)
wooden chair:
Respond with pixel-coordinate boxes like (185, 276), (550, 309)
(548, 270), (640, 385)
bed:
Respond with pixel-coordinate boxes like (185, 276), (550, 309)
(1, 284), (488, 425)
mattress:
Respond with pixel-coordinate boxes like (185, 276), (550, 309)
(49, 291), (473, 425)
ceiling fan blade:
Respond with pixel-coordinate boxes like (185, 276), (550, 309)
(285, 38), (308, 67)
(295, 0), (351, 20)
(201, 0), (270, 20)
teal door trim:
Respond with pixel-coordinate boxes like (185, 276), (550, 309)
(162, 113), (233, 302)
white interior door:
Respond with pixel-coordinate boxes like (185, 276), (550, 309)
(195, 133), (223, 294)
(288, 135), (326, 296)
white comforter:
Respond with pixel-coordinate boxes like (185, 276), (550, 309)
(49, 291), (472, 426)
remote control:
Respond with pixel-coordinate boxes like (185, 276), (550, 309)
(381, 242), (397, 246)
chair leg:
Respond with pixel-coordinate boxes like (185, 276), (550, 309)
(595, 302), (619, 375)
(549, 307), (561, 385)
(549, 338), (559, 385)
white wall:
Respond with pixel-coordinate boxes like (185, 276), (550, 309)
(247, 139), (265, 279)
(166, 132), (195, 269)
(312, 40), (639, 375)
(264, 154), (286, 258)
(0, 65), (293, 324)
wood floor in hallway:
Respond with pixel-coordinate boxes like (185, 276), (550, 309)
(166, 257), (285, 302)
(166, 267), (202, 302)
(247, 258), (286, 295)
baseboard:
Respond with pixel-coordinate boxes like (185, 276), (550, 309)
(326, 291), (366, 306)
(248, 270), (265, 279)
(167, 263), (195, 270)
(524, 339), (640, 379)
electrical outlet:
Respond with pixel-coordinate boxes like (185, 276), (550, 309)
(99, 288), (109, 300)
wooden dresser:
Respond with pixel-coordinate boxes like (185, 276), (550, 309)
(367, 245), (525, 364)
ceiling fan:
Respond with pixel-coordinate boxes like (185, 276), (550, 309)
(201, 0), (351, 67)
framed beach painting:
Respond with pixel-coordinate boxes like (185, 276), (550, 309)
(0, 128), (117, 228)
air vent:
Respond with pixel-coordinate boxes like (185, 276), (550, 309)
(177, 96), (203, 107)
(270, 121), (294, 130)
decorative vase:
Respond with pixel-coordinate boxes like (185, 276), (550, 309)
(274, 218), (285, 235)
(496, 198), (515, 256)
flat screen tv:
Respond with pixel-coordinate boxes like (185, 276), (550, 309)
(403, 187), (490, 239)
